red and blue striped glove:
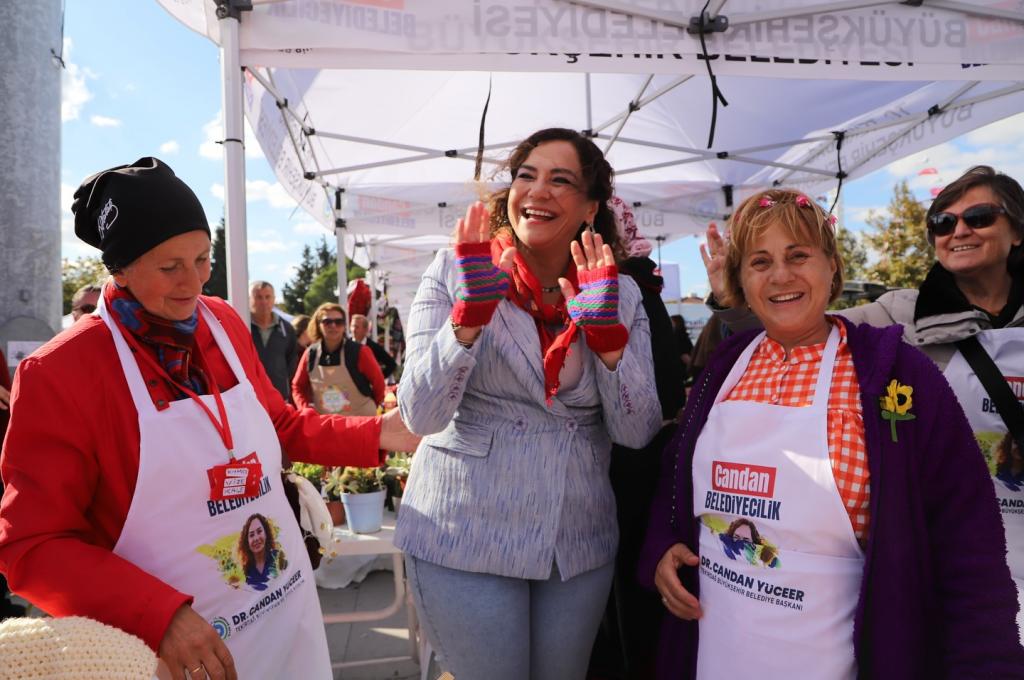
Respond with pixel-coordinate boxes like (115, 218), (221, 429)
(567, 265), (629, 353)
(451, 241), (510, 327)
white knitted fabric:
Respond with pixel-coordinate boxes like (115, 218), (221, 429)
(0, 617), (157, 679)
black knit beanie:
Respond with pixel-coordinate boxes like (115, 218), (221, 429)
(72, 157), (211, 270)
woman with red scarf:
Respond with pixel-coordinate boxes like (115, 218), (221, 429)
(393, 128), (661, 679)
(0, 158), (419, 680)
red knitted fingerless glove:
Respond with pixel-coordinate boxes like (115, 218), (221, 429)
(450, 241), (510, 327)
(567, 265), (629, 353)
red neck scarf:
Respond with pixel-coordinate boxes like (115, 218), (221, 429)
(490, 233), (579, 403)
(104, 283), (208, 396)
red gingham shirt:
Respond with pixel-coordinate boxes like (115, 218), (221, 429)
(725, 318), (870, 544)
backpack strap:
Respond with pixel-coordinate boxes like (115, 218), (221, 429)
(955, 335), (1024, 451)
(306, 342), (320, 374)
(343, 340), (374, 398)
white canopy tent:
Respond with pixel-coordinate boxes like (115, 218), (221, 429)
(155, 0), (1024, 324)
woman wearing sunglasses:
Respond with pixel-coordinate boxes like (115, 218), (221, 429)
(291, 302), (386, 416)
(701, 165), (1024, 640)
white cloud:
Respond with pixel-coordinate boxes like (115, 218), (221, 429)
(293, 221), (327, 236)
(847, 205), (890, 225)
(159, 140), (181, 154)
(211, 180), (298, 210)
(61, 39), (94, 122)
(248, 239), (291, 254)
(965, 113), (1024, 149)
(90, 115), (122, 128)
(200, 112), (263, 160)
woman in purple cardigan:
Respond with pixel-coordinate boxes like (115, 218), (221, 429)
(639, 189), (1024, 679)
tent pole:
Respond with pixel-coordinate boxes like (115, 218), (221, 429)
(334, 189), (349, 310)
(368, 241), (379, 338)
(217, 2), (249, 323)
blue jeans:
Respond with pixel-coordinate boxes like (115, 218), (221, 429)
(406, 555), (614, 680)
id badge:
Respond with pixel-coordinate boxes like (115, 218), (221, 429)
(207, 452), (264, 501)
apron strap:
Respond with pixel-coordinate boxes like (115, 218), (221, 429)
(808, 324), (841, 410)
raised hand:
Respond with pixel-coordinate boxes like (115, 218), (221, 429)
(451, 202), (514, 328)
(699, 222), (728, 304)
(559, 230), (628, 356)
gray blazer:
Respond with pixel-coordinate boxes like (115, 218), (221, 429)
(394, 248), (661, 580)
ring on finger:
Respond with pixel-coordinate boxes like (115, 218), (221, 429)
(661, 597), (669, 607)
(189, 665), (205, 678)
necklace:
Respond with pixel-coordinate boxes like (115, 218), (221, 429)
(540, 284), (560, 293)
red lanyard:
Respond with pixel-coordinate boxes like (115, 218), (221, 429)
(118, 325), (236, 460)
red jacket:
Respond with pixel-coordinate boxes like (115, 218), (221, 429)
(0, 296), (381, 651)
(0, 349), (9, 444)
(291, 341), (386, 410)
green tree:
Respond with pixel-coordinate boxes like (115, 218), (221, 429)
(303, 259), (368, 312)
(204, 218), (228, 299)
(282, 244), (318, 314)
(61, 256), (108, 315)
(837, 226), (868, 282)
(314, 236), (334, 270)
(862, 181), (934, 289)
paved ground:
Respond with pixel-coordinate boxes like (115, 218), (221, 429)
(321, 570), (423, 680)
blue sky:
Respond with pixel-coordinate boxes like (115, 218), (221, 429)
(61, 1), (1024, 301)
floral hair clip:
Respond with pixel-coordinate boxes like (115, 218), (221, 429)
(758, 196), (775, 208)
(794, 194), (812, 208)
(827, 214), (838, 226)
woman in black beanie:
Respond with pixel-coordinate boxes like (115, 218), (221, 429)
(0, 158), (418, 680)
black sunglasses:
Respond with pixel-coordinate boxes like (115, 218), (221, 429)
(74, 304), (97, 314)
(320, 318), (345, 327)
(927, 203), (1007, 236)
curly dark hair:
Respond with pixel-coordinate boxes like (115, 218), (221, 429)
(486, 127), (623, 260)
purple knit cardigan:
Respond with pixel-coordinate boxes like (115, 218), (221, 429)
(638, 318), (1024, 679)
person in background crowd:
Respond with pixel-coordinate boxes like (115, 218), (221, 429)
(71, 284), (102, 322)
(703, 165), (1024, 639)
(641, 188), (1023, 679)
(291, 314), (312, 351)
(0, 347), (24, 622)
(395, 128), (660, 680)
(349, 313), (398, 380)
(0, 158), (419, 680)
(292, 304), (385, 416)
(589, 203), (687, 680)
(669, 314), (694, 374)
(249, 281), (298, 403)
(688, 315), (724, 382)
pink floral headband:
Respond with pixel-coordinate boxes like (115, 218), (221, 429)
(608, 196), (652, 257)
(757, 193), (838, 226)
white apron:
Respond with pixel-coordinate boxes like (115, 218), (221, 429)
(99, 295), (331, 679)
(693, 327), (864, 680)
(943, 329), (1024, 639)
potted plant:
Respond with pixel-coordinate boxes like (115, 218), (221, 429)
(337, 466), (386, 534)
(383, 453), (412, 515)
(318, 466), (347, 527)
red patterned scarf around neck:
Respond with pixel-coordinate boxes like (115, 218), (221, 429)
(490, 233), (580, 403)
(104, 283), (208, 396)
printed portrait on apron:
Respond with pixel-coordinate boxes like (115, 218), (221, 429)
(701, 515), (781, 569)
(197, 513), (290, 592)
